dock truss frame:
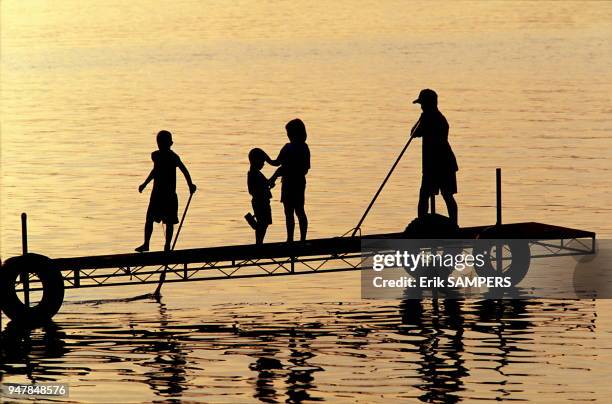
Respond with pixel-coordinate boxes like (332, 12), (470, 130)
(60, 251), (371, 290)
(15, 232), (595, 293)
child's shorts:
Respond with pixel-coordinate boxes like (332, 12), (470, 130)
(252, 199), (272, 226)
(420, 171), (457, 196)
(281, 178), (306, 207)
(147, 192), (179, 224)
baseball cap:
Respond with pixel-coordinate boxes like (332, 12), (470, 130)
(413, 89), (437, 104)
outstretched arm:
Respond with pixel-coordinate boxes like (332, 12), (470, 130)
(178, 160), (197, 194)
(265, 148), (284, 167)
(139, 169), (155, 193)
(268, 166), (283, 188)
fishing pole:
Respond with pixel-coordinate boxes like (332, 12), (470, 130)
(351, 123), (420, 237)
(154, 191), (194, 297)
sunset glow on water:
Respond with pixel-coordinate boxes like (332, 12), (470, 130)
(1, 1), (611, 402)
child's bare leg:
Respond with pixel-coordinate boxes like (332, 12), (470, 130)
(284, 203), (295, 242)
(165, 223), (174, 251)
(418, 187), (430, 217)
(136, 217), (154, 252)
(442, 191), (458, 226)
(295, 205), (308, 241)
(255, 224), (268, 244)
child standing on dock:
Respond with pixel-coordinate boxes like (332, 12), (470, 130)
(136, 130), (196, 252)
(267, 118), (310, 242)
(245, 148), (274, 244)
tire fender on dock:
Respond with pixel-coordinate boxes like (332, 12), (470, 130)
(0, 253), (65, 325)
(472, 240), (531, 286)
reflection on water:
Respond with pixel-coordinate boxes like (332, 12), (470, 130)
(0, 321), (74, 383)
(399, 299), (469, 402)
(134, 302), (189, 398)
(0, 295), (601, 402)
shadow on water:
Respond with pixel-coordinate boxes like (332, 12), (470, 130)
(0, 291), (598, 402)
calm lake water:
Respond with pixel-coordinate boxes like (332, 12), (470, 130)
(1, 1), (611, 402)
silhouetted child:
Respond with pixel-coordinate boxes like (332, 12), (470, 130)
(136, 130), (196, 252)
(267, 118), (310, 242)
(245, 148), (273, 244)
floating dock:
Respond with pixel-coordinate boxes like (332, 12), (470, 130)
(46, 221), (595, 289)
(0, 168), (597, 325)
(0, 219), (596, 325)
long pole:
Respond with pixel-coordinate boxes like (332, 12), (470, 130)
(351, 136), (415, 236)
(154, 192), (194, 297)
(171, 192), (194, 251)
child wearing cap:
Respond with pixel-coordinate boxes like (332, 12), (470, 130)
(245, 148), (274, 244)
(411, 89), (458, 225)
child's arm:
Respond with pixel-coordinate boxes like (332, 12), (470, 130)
(410, 116), (423, 138)
(139, 169), (155, 193)
(268, 166), (283, 187)
(178, 160), (197, 194)
(265, 149), (284, 167)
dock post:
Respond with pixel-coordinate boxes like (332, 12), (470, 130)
(430, 195), (436, 214)
(495, 169), (503, 275)
(496, 168), (502, 226)
(21, 213), (30, 308)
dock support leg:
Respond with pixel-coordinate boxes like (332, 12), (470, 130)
(21, 213), (30, 308)
(290, 257), (295, 273)
(495, 169), (503, 277)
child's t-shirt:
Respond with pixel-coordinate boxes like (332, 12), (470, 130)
(152, 150), (181, 194)
(411, 110), (457, 175)
(277, 142), (310, 180)
(248, 170), (272, 201)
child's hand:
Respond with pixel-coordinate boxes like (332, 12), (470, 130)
(189, 183), (197, 194)
(138, 183), (146, 193)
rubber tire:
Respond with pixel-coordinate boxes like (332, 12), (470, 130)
(404, 213), (459, 238)
(0, 253), (65, 325)
(472, 240), (531, 286)
(403, 214), (459, 281)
